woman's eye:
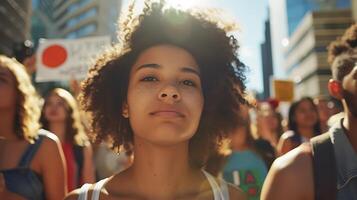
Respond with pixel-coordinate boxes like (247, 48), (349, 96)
(141, 76), (158, 82)
(182, 80), (196, 87)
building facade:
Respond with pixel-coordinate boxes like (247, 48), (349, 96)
(0, 0), (32, 56)
(353, 0), (357, 21)
(32, 0), (122, 42)
(286, 0), (351, 36)
(284, 9), (353, 98)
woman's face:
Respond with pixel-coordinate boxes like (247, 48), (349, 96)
(0, 67), (17, 109)
(294, 100), (318, 128)
(44, 94), (68, 123)
(125, 44), (204, 146)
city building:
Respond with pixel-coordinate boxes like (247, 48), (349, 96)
(32, 0), (122, 42)
(286, 0), (351, 37)
(284, 9), (353, 98)
(0, 0), (32, 56)
(353, 0), (357, 21)
(260, 18), (274, 99)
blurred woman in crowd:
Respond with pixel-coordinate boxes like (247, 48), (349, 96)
(40, 88), (95, 192)
(0, 55), (66, 200)
(66, 1), (249, 199)
(222, 105), (268, 200)
(255, 101), (284, 149)
(277, 97), (321, 156)
(314, 95), (343, 133)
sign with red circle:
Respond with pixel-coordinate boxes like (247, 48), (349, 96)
(36, 36), (111, 82)
(42, 44), (67, 68)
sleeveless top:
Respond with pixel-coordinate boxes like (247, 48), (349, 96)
(0, 129), (51, 200)
(78, 170), (230, 200)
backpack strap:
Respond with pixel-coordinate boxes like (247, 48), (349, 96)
(310, 132), (337, 200)
(17, 134), (45, 167)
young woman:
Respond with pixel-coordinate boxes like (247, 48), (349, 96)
(277, 97), (321, 156)
(0, 55), (67, 200)
(40, 88), (95, 192)
(66, 1), (249, 199)
(222, 105), (268, 200)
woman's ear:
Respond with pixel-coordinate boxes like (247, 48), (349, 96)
(328, 79), (343, 99)
(122, 103), (129, 118)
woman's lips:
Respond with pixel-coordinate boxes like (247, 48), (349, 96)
(150, 110), (185, 118)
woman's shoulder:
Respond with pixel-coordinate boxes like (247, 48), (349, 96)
(36, 129), (61, 151)
(261, 143), (314, 199)
(37, 129), (60, 143)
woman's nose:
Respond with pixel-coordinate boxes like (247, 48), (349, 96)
(158, 85), (181, 103)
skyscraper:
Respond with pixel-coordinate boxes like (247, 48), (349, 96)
(0, 0), (32, 56)
(261, 18), (274, 99)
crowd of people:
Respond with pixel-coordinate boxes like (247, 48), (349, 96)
(0, 0), (356, 199)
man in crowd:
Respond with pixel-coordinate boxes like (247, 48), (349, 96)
(261, 24), (357, 200)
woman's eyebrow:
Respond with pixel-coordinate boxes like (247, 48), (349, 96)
(135, 63), (200, 77)
(136, 63), (161, 71)
(181, 67), (200, 77)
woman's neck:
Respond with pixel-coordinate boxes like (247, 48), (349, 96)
(48, 122), (66, 142)
(297, 126), (315, 139)
(128, 136), (200, 198)
(0, 109), (17, 140)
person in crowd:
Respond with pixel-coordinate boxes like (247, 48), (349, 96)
(253, 101), (284, 158)
(261, 24), (357, 200)
(40, 88), (95, 192)
(0, 55), (67, 200)
(65, 1), (249, 199)
(277, 97), (321, 156)
(256, 101), (284, 148)
(221, 105), (268, 200)
(314, 95), (340, 133)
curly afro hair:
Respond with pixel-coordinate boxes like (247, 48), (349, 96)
(328, 24), (357, 81)
(79, 1), (249, 168)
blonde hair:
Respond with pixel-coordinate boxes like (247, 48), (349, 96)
(41, 88), (89, 146)
(0, 55), (41, 142)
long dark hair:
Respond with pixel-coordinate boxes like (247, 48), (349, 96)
(288, 97), (321, 143)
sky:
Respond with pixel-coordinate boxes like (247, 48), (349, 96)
(122, 0), (270, 92)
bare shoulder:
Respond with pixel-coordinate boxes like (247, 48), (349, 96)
(274, 142), (312, 170)
(38, 129), (61, 148)
(261, 143), (314, 200)
(36, 130), (62, 157)
(227, 183), (247, 200)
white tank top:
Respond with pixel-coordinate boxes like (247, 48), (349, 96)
(77, 170), (230, 200)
